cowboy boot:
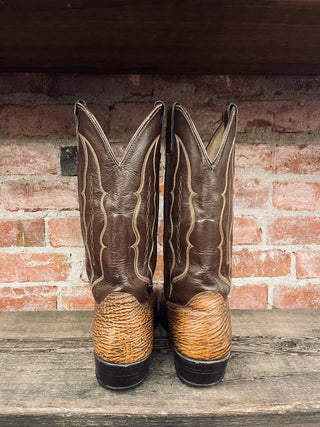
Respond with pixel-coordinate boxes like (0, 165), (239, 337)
(74, 100), (165, 389)
(164, 102), (238, 386)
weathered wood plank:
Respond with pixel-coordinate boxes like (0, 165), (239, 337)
(1, 413), (320, 427)
(0, 0), (320, 74)
(0, 310), (319, 425)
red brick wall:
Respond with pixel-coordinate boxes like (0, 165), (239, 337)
(0, 73), (319, 310)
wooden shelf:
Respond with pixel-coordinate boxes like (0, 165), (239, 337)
(1, 0), (320, 74)
(1, 310), (320, 425)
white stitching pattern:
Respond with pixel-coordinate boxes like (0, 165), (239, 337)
(171, 136), (196, 287)
(79, 134), (108, 289)
(217, 138), (235, 287)
(131, 136), (160, 284)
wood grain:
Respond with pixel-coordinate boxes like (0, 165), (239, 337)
(0, 310), (319, 425)
(0, 0), (320, 74)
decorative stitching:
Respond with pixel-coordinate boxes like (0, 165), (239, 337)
(168, 138), (181, 284)
(78, 135), (94, 284)
(89, 175), (95, 268)
(147, 139), (159, 278)
(79, 134), (108, 289)
(144, 177), (152, 267)
(176, 175), (183, 264)
(77, 102), (163, 167)
(227, 150), (234, 281)
(171, 136), (196, 289)
(131, 136), (160, 284)
(217, 138), (235, 287)
(175, 104), (236, 170)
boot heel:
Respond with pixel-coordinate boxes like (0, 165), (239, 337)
(92, 292), (153, 390)
(167, 291), (232, 386)
(174, 348), (229, 386)
(95, 353), (151, 390)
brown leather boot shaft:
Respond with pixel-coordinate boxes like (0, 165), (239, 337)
(164, 103), (237, 379)
(164, 102), (238, 305)
(75, 100), (165, 304)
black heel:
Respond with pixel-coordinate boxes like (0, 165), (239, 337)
(94, 353), (151, 390)
(174, 348), (229, 387)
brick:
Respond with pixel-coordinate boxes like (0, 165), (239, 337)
(0, 286), (57, 311)
(0, 219), (45, 247)
(234, 179), (269, 209)
(109, 103), (155, 140)
(44, 74), (153, 98)
(0, 105), (73, 136)
(0, 220), (19, 247)
(233, 217), (261, 245)
(238, 101), (273, 132)
(268, 217), (320, 245)
(154, 75), (262, 103)
(232, 249), (290, 278)
(272, 101), (320, 132)
(81, 258), (89, 282)
(0, 253), (71, 282)
(274, 145), (320, 174)
(0, 104), (109, 137)
(0, 143), (57, 175)
(273, 284), (320, 309)
(21, 219), (46, 246)
(296, 250), (320, 279)
(154, 75), (196, 103)
(238, 101), (320, 133)
(61, 285), (94, 310)
(158, 219), (164, 247)
(48, 217), (83, 247)
(1, 180), (78, 211)
(159, 175), (164, 196)
(154, 252), (164, 281)
(229, 284), (268, 309)
(235, 143), (271, 170)
(273, 182), (320, 211)
(0, 73), (43, 93)
(262, 76), (320, 99)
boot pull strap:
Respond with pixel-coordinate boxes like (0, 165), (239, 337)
(74, 99), (87, 138)
(225, 103), (238, 128)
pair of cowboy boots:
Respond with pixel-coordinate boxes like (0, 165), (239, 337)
(74, 100), (238, 390)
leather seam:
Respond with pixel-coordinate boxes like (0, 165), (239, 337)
(175, 104), (236, 170)
(79, 134), (108, 289)
(78, 135), (95, 284)
(77, 102), (163, 167)
(144, 177), (152, 268)
(89, 175), (95, 268)
(147, 139), (158, 277)
(171, 136), (197, 290)
(168, 138), (180, 289)
(217, 138), (235, 287)
(176, 175), (183, 264)
(131, 136), (159, 284)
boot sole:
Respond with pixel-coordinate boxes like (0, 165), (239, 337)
(174, 348), (229, 387)
(94, 353), (151, 390)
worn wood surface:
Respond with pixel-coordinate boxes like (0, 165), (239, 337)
(0, 310), (319, 425)
(1, 0), (320, 74)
